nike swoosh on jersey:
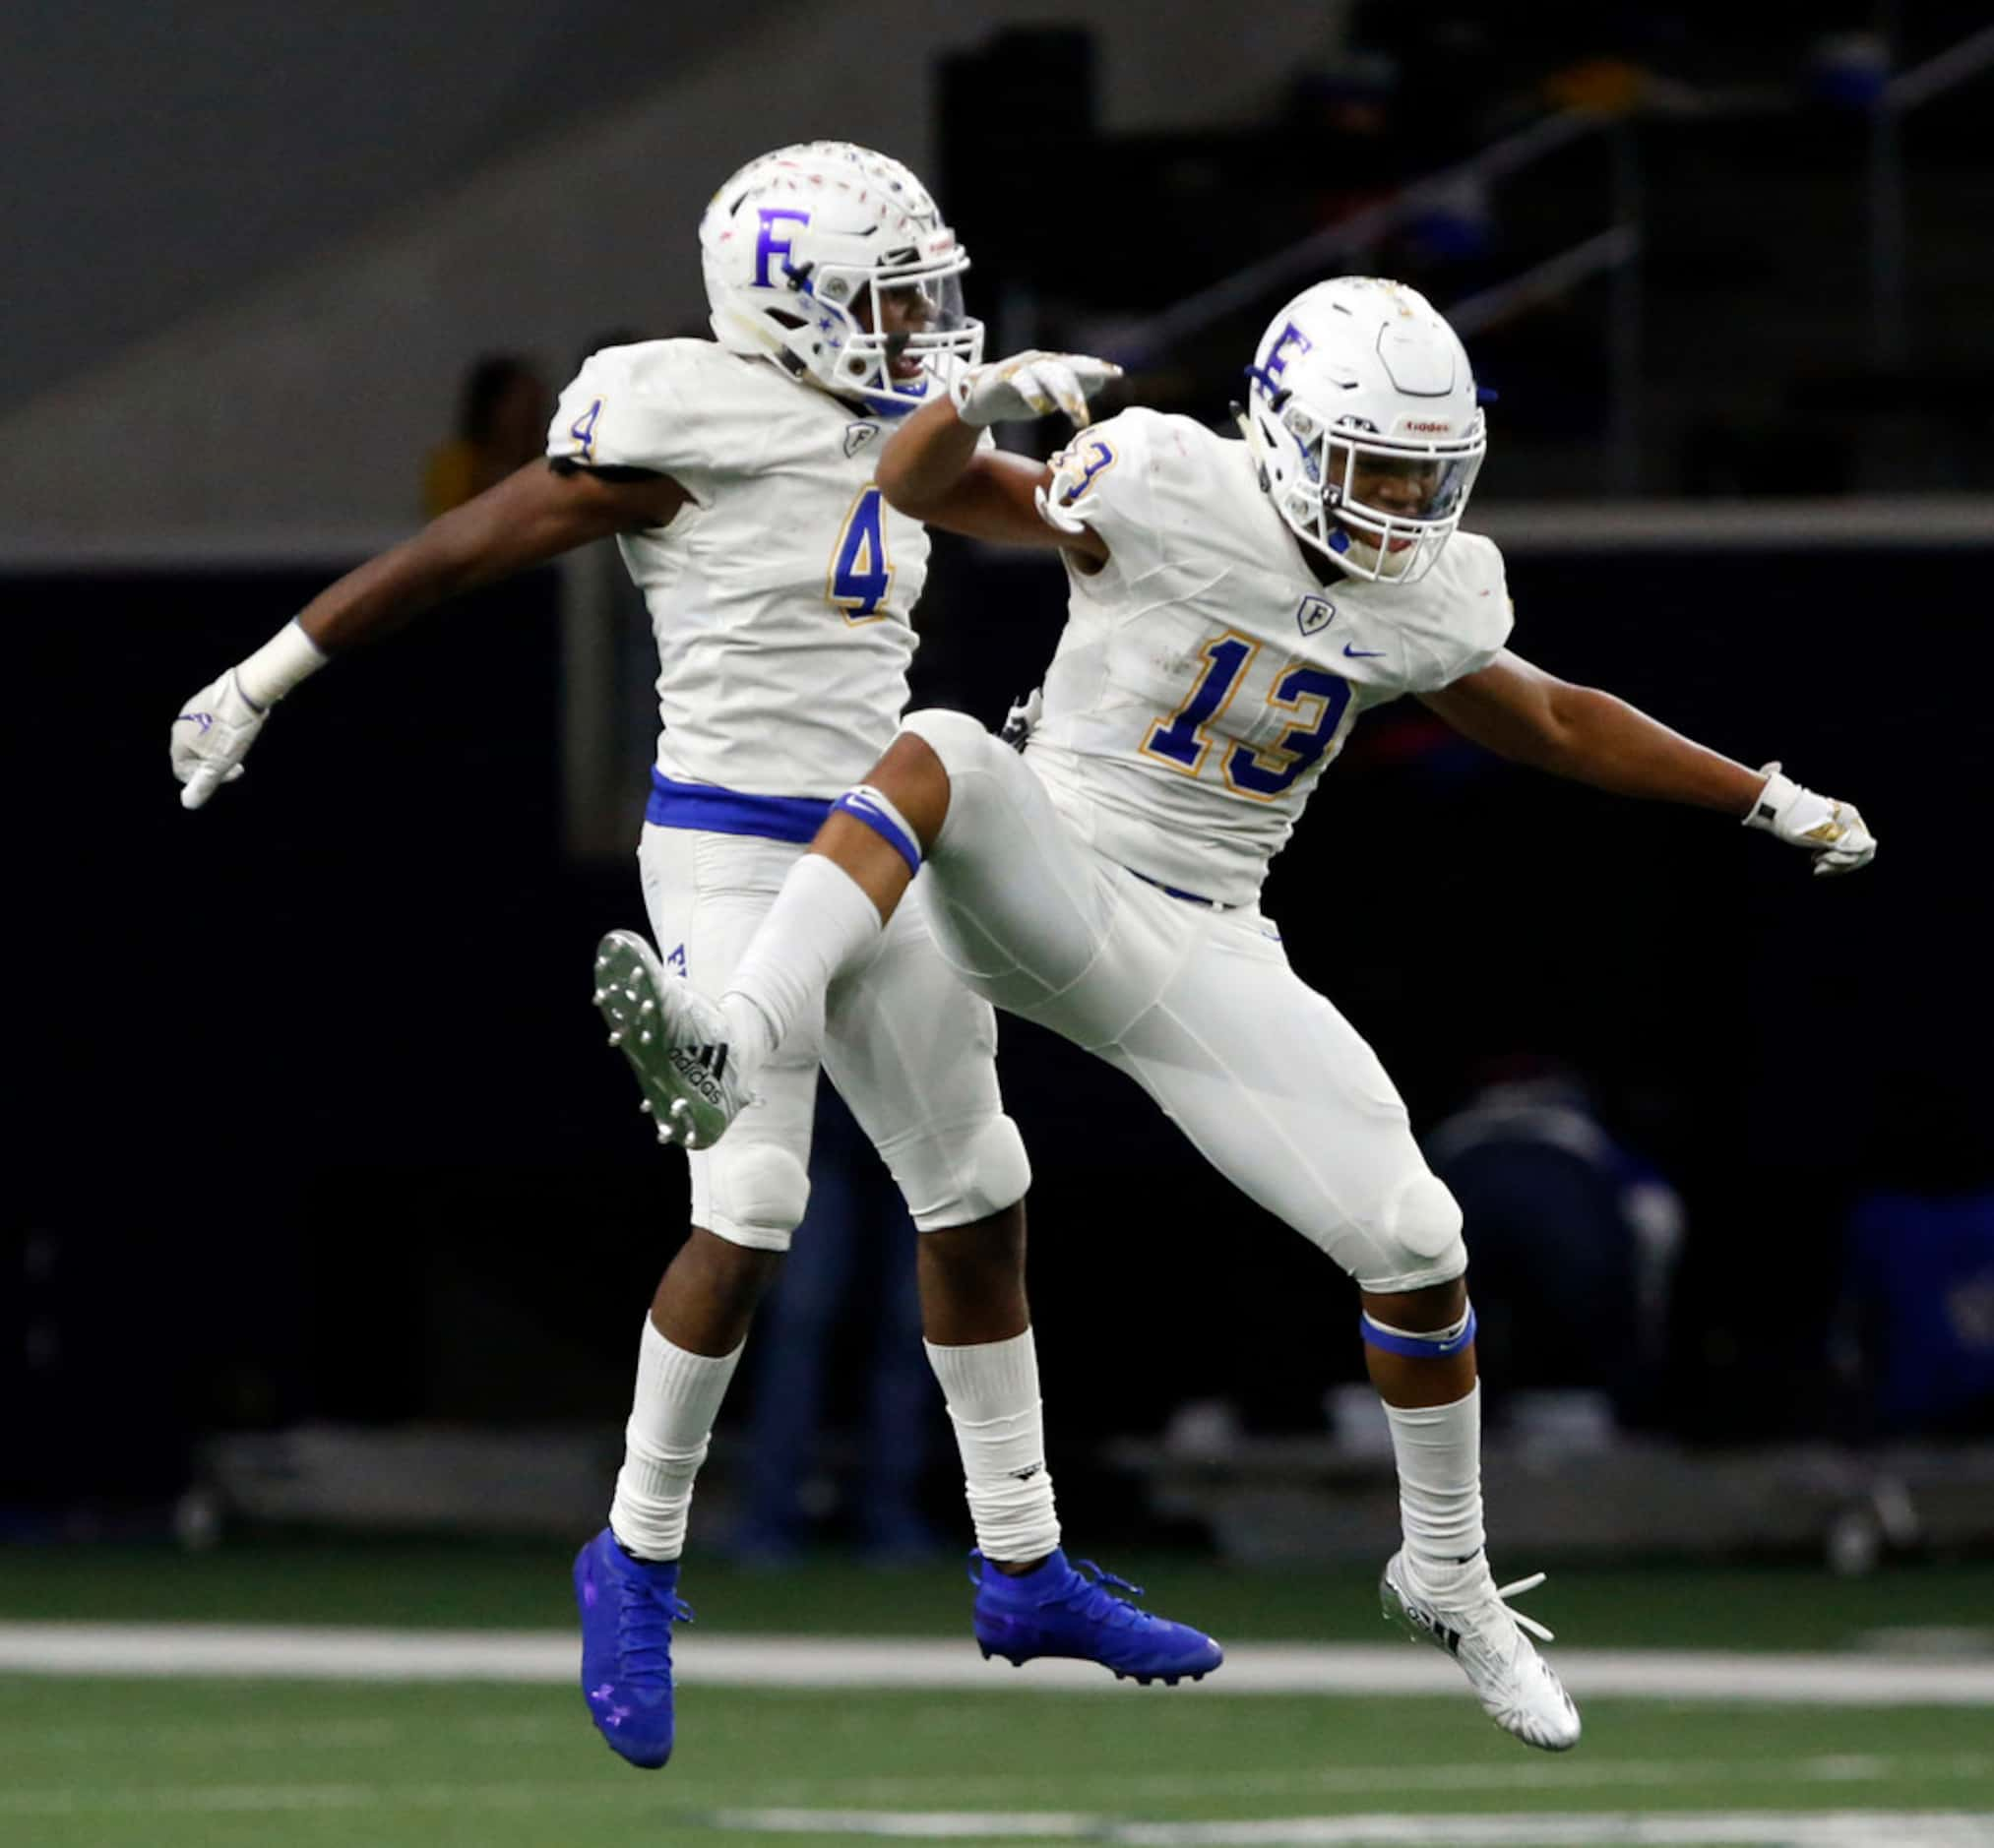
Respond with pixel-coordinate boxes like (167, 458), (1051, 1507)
(1342, 644), (1387, 658)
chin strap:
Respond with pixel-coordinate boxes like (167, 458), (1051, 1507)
(1231, 400), (1274, 492)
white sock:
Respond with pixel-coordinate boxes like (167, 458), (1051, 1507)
(1384, 1381), (1487, 1587)
(608, 1317), (744, 1561)
(924, 1328), (1061, 1565)
(720, 853), (883, 1083)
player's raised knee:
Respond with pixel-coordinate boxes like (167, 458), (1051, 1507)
(1372, 1171), (1467, 1285)
(705, 1142), (810, 1252)
(899, 1112), (1031, 1229)
(901, 708), (1000, 784)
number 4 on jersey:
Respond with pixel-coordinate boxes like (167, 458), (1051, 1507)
(828, 486), (894, 622)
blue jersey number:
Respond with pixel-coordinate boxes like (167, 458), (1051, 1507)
(1142, 635), (1258, 774)
(828, 487), (893, 622)
(1224, 665), (1352, 799)
(1144, 634), (1351, 801)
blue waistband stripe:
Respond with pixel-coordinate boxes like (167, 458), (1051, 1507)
(1126, 865), (1222, 909)
(832, 788), (922, 877)
(1360, 1303), (1476, 1360)
(646, 770), (832, 843)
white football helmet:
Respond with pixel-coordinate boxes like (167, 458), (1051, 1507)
(700, 142), (982, 414)
(1238, 277), (1486, 584)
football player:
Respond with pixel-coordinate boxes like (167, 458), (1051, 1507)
(168, 142), (1219, 1773)
(606, 277), (1879, 1753)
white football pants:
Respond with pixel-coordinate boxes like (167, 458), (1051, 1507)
(638, 825), (1028, 1250)
(901, 710), (1466, 1294)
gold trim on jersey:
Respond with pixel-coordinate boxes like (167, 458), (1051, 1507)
(1139, 629), (1262, 779)
(825, 483), (896, 626)
(1221, 658), (1348, 804)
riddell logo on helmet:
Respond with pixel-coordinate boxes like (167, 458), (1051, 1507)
(1402, 419), (1453, 433)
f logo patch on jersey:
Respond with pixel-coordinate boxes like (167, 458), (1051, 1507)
(842, 421), (881, 459)
(1296, 594), (1335, 637)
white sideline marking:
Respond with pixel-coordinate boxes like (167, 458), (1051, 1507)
(791, 1754), (1994, 1807)
(714, 1813), (1994, 1845)
(2, 1786), (1992, 1842)
(719, 1812), (1091, 1840)
(4, 1625), (1994, 1705)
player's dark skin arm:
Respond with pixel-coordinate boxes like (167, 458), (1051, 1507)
(293, 461), (689, 654)
(874, 397), (1109, 566)
(1418, 648), (1765, 816)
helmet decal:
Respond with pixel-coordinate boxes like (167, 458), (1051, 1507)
(1262, 321), (1313, 386)
(1241, 277), (1486, 585)
(753, 209), (812, 288)
(700, 143), (982, 413)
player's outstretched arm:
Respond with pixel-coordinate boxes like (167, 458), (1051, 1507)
(1418, 648), (1876, 876)
(875, 350), (1116, 562)
(170, 461), (686, 810)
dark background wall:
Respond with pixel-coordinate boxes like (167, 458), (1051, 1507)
(0, 3), (787, 416)
(11, 527), (1981, 1502)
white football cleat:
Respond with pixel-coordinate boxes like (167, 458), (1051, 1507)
(592, 930), (751, 1150)
(1380, 1549), (1582, 1751)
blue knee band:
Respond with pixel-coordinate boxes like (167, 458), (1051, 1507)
(1360, 1303), (1476, 1361)
(832, 786), (922, 877)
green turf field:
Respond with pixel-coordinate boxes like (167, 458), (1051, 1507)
(3, 1680), (1990, 1847)
(4, 1542), (1992, 1846)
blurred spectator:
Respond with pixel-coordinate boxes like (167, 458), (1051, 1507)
(1842, 1080), (1994, 1435)
(1424, 1062), (1685, 1428)
(729, 1086), (941, 1565)
(1540, 55), (1650, 116)
(422, 353), (550, 516)
(1804, 31), (1891, 112)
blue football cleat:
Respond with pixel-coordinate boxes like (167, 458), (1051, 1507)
(969, 1548), (1222, 1685)
(573, 1527), (695, 1769)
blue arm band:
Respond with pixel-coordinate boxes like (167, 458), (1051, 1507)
(1360, 1303), (1476, 1360)
(832, 787), (923, 877)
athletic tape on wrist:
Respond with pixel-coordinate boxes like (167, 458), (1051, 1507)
(236, 618), (329, 708)
(1360, 1302), (1476, 1361)
(832, 784), (923, 876)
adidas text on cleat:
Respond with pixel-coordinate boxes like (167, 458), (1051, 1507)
(1380, 1549), (1581, 1751)
(969, 1549), (1223, 1685)
(573, 1527), (696, 1770)
(592, 930), (749, 1149)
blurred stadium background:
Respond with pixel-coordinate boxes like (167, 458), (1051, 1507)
(7, 4), (1994, 1843)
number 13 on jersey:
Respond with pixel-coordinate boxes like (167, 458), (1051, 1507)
(1143, 631), (1354, 801)
(827, 486), (894, 622)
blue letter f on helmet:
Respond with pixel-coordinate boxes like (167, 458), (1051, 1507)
(754, 208), (812, 287)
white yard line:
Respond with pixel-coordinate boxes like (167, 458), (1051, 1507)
(0, 1782), (1991, 1842)
(790, 1754), (1994, 1808)
(3, 1625), (1994, 1706)
(714, 1812), (1994, 1845)
(14, 1781), (1983, 1843)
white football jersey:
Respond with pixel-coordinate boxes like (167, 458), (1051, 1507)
(546, 339), (929, 797)
(1026, 407), (1513, 908)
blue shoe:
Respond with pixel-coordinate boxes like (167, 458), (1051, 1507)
(969, 1548), (1222, 1685)
(573, 1527), (695, 1769)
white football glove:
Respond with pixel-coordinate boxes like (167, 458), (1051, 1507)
(1744, 763), (1877, 876)
(171, 669), (269, 810)
(171, 620), (329, 810)
(999, 686), (1044, 753)
(951, 349), (1121, 428)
